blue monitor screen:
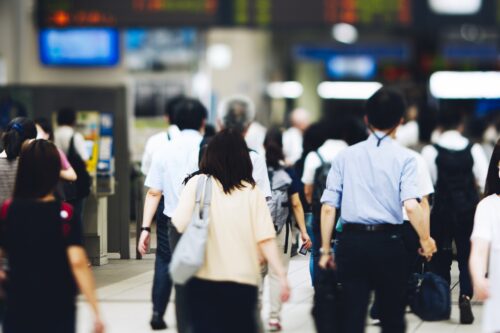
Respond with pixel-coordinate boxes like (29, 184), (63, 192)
(39, 28), (120, 67)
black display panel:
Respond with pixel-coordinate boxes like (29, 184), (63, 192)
(37, 0), (499, 28)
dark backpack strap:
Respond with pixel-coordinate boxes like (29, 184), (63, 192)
(315, 151), (325, 167)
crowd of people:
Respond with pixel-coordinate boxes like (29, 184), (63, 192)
(0, 86), (499, 333)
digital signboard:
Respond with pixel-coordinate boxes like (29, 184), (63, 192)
(37, 0), (412, 28)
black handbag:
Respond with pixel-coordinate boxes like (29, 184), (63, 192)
(407, 263), (451, 321)
(312, 268), (343, 333)
(64, 135), (91, 201)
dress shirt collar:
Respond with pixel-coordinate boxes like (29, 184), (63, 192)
(438, 130), (463, 142)
(368, 131), (395, 146)
(179, 129), (202, 139)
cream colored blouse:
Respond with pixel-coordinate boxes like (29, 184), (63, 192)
(172, 175), (276, 286)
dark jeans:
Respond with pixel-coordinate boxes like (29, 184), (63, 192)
(152, 199), (173, 318)
(336, 228), (408, 333)
(429, 206), (474, 297)
(371, 221), (420, 319)
(4, 307), (76, 333)
(186, 278), (258, 333)
(168, 219), (191, 333)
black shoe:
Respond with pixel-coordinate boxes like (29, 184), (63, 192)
(459, 295), (474, 324)
(150, 313), (167, 330)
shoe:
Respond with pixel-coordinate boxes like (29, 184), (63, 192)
(150, 313), (167, 330)
(268, 318), (282, 332)
(459, 295), (474, 324)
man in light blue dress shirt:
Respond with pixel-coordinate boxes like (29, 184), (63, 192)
(319, 88), (437, 333)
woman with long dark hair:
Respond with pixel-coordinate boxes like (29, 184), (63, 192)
(263, 127), (311, 331)
(172, 129), (289, 333)
(0, 117), (37, 204)
(470, 139), (500, 333)
(0, 140), (103, 333)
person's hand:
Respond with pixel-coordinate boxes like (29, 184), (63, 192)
(138, 230), (151, 256)
(319, 253), (335, 270)
(300, 231), (312, 250)
(474, 278), (490, 301)
(279, 276), (291, 303)
(419, 237), (437, 261)
(94, 316), (105, 333)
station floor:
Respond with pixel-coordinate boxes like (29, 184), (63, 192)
(77, 255), (484, 333)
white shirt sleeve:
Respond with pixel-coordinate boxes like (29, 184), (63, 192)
(301, 152), (322, 185)
(144, 152), (164, 192)
(421, 145), (438, 185)
(415, 153), (434, 197)
(141, 137), (155, 176)
(251, 152), (272, 199)
(471, 198), (494, 242)
(74, 133), (90, 161)
(471, 143), (489, 193)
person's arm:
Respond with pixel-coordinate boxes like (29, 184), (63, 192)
(67, 246), (104, 333)
(252, 153), (272, 200)
(301, 152), (318, 204)
(420, 146), (438, 185)
(172, 176), (199, 233)
(74, 133), (90, 161)
(60, 167), (77, 181)
(290, 193), (311, 249)
(404, 199), (435, 258)
(469, 239), (490, 301)
(420, 196), (430, 237)
(138, 188), (162, 255)
(319, 204), (337, 269)
(258, 239), (290, 302)
(471, 144), (489, 193)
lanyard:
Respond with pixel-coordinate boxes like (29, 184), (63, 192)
(369, 125), (398, 147)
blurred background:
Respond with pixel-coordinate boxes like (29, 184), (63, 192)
(1, 0), (500, 262)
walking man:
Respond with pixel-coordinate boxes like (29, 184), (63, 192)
(319, 87), (436, 333)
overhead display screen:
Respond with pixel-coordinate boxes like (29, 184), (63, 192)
(38, 0), (413, 27)
(37, 0), (498, 28)
(39, 28), (120, 66)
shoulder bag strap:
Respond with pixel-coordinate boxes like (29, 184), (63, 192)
(315, 151), (325, 166)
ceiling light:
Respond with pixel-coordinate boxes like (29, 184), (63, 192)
(332, 23), (358, 44)
(267, 81), (304, 99)
(317, 81), (382, 99)
(430, 71), (500, 99)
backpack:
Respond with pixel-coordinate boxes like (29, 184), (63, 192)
(63, 135), (91, 201)
(267, 167), (292, 235)
(312, 152), (331, 220)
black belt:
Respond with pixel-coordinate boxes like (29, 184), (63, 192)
(343, 223), (402, 232)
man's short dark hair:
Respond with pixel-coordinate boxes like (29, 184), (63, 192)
(164, 95), (185, 125)
(437, 108), (465, 131)
(175, 98), (208, 131)
(57, 107), (77, 126)
(366, 87), (406, 130)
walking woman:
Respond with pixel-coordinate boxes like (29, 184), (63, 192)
(172, 129), (290, 333)
(0, 117), (37, 204)
(0, 140), (103, 333)
(470, 138), (500, 333)
(263, 127), (311, 331)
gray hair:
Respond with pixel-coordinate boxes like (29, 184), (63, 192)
(217, 95), (256, 133)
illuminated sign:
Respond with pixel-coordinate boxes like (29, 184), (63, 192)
(37, 0), (413, 27)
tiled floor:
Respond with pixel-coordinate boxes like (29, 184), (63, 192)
(77, 256), (484, 333)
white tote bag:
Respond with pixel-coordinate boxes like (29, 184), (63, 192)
(170, 175), (212, 285)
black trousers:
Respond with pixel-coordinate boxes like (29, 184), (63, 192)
(429, 206), (474, 297)
(151, 199), (173, 318)
(168, 219), (191, 333)
(186, 278), (258, 333)
(336, 228), (408, 333)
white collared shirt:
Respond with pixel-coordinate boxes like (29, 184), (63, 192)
(54, 126), (90, 161)
(421, 130), (488, 192)
(301, 139), (348, 185)
(141, 125), (180, 176)
(145, 129), (202, 217)
(249, 150), (272, 199)
(402, 148), (434, 221)
(283, 127), (303, 165)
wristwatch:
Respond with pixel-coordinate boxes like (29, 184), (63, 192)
(319, 248), (332, 256)
(141, 227), (151, 233)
